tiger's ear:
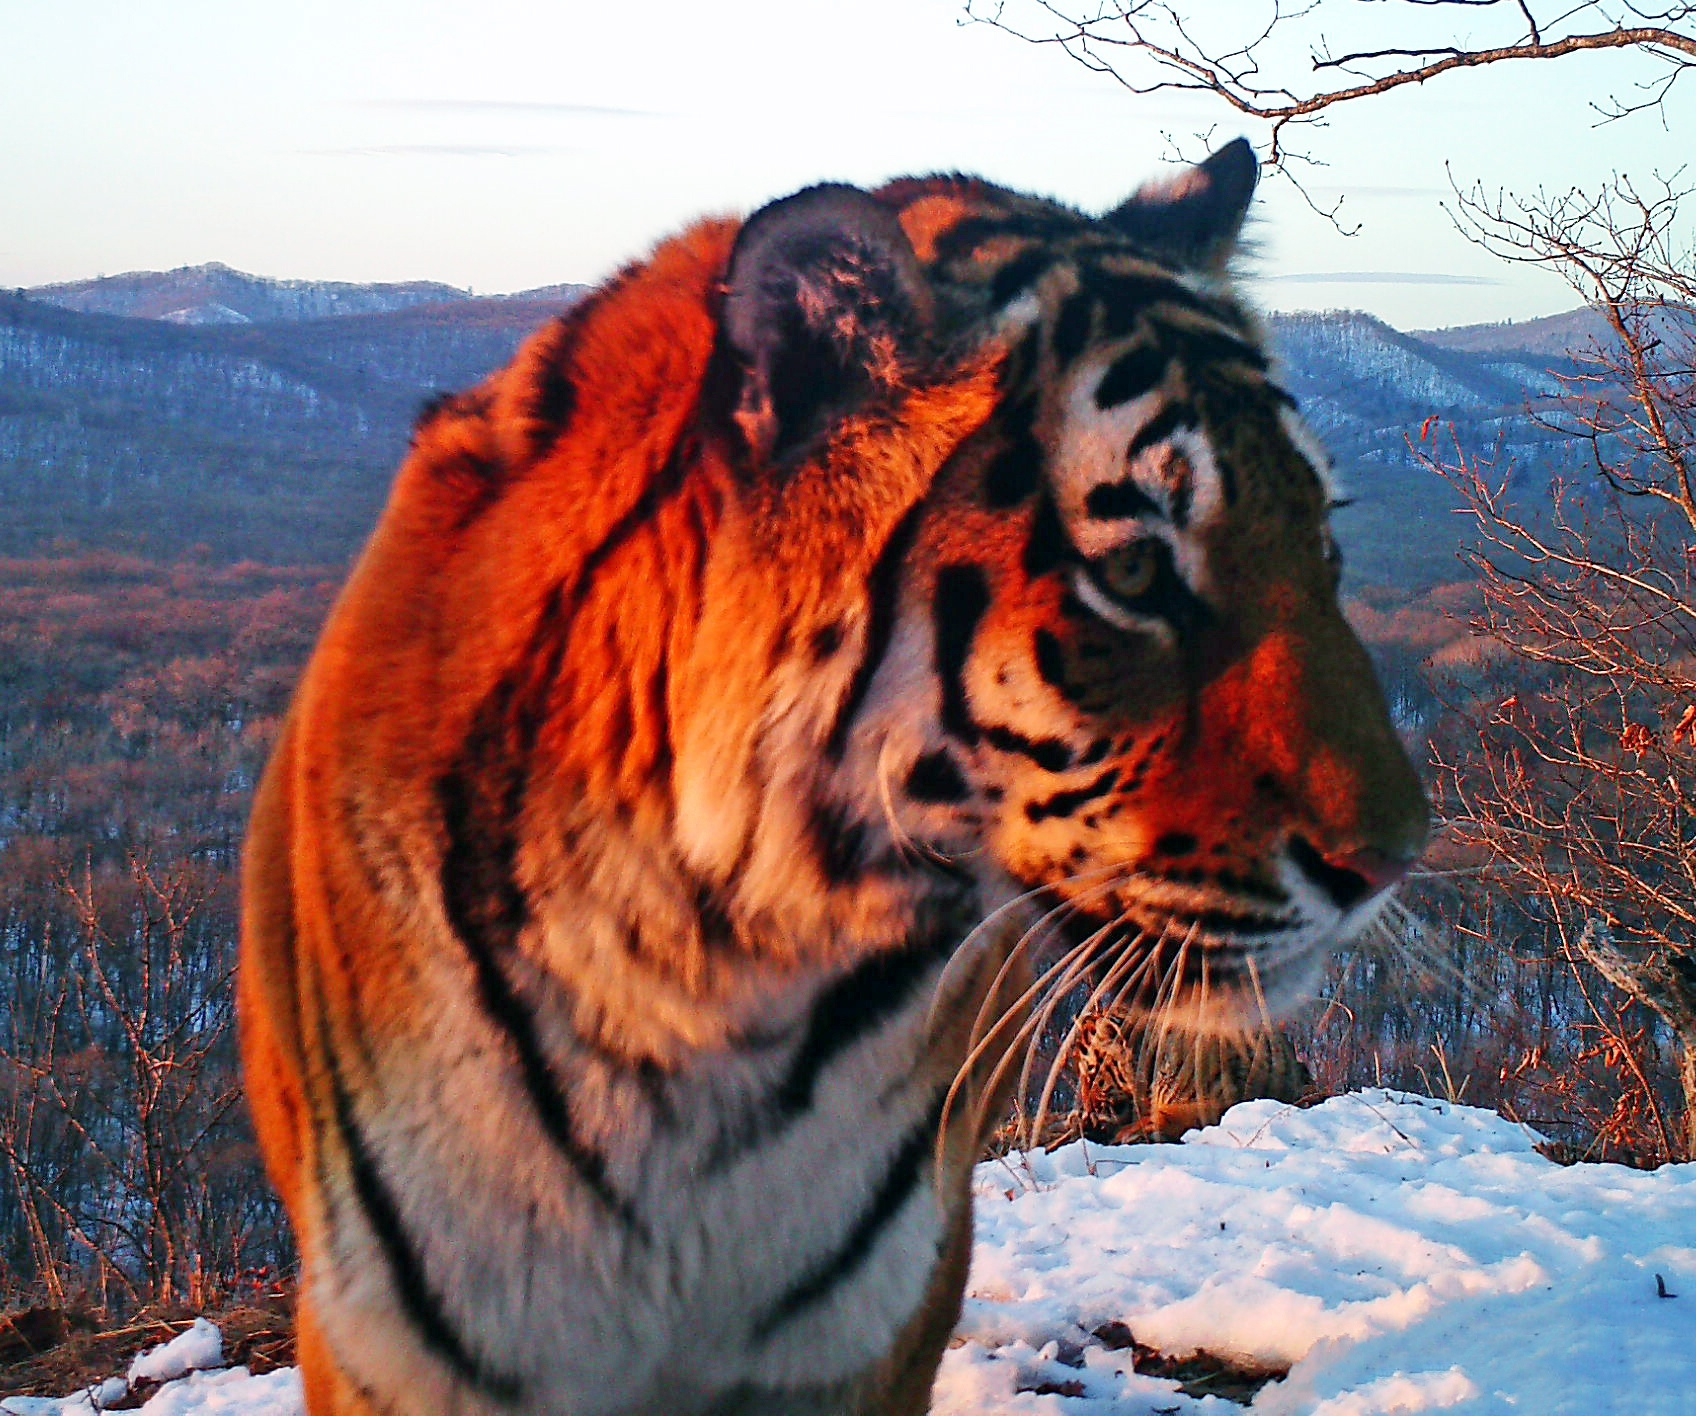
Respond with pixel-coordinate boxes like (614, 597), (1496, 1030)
(724, 183), (932, 464)
(1105, 138), (1258, 272)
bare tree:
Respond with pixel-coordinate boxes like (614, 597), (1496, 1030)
(0, 854), (284, 1310)
(1423, 171), (1696, 1159)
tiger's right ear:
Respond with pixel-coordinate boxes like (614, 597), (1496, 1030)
(723, 183), (932, 465)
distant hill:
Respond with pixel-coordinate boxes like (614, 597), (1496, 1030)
(1417, 302), (1696, 360)
(26, 262), (469, 325)
(24, 262), (591, 328)
(0, 283), (587, 561)
(0, 270), (1621, 582)
(1413, 307), (1613, 359)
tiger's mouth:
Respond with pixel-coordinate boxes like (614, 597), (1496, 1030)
(1011, 843), (1394, 1031)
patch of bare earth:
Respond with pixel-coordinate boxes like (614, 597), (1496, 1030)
(1012, 1320), (1289, 1407)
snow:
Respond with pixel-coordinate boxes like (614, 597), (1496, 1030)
(936, 1091), (1696, 1414)
(7, 1092), (1692, 1415)
(128, 1320), (223, 1384)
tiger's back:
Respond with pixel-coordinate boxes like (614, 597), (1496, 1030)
(240, 142), (1427, 1415)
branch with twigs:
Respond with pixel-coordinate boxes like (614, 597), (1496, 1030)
(964, 1), (1694, 196)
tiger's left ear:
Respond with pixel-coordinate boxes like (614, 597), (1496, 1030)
(1105, 138), (1258, 272)
(724, 183), (933, 464)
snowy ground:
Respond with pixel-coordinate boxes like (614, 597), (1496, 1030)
(7, 1092), (1693, 1415)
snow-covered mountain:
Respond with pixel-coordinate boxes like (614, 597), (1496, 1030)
(24, 263), (592, 328)
(25, 263), (473, 325)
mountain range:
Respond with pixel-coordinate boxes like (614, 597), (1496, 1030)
(1, 263), (1613, 582)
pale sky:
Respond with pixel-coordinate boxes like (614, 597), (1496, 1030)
(2, 0), (1689, 330)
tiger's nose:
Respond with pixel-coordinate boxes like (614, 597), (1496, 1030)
(1288, 836), (1415, 912)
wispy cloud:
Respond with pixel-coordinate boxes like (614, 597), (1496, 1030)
(1301, 185), (1448, 200)
(1265, 271), (1503, 287)
(362, 99), (668, 119)
(300, 144), (579, 159)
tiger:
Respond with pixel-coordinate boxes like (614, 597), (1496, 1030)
(238, 137), (1428, 1416)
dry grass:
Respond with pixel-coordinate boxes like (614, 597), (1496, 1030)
(0, 1293), (294, 1400)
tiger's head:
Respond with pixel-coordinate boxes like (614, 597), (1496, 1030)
(666, 139), (1427, 1029)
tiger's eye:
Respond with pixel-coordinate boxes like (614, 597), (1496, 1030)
(1100, 540), (1160, 601)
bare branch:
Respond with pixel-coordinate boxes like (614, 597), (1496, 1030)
(966, 1), (1695, 175)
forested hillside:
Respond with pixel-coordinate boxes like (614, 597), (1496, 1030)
(0, 280), (583, 561)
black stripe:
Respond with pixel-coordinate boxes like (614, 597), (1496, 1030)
(704, 940), (946, 1173)
(933, 213), (1079, 266)
(812, 800), (870, 885)
(1164, 324), (1268, 372)
(989, 247), (1054, 306)
(525, 289), (616, 459)
(1051, 291), (1094, 364)
(1170, 475), (1193, 530)
(1084, 477), (1162, 522)
(984, 395), (1043, 509)
(433, 445), (697, 1230)
(439, 764), (643, 1232)
(1025, 767), (1119, 823)
(753, 1092), (945, 1341)
(826, 501), (928, 760)
(933, 564), (991, 745)
(1023, 493), (1072, 579)
(1095, 344), (1169, 409)
(984, 429), (1043, 509)
(775, 946), (944, 1118)
(905, 749), (971, 803)
(1033, 628), (1071, 698)
(1079, 734), (1114, 765)
(1092, 271), (1229, 332)
(810, 620), (846, 661)
(1127, 402), (1196, 460)
(982, 723), (1073, 773)
(317, 996), (522, 1401)
(1216, 456), (1239, 505)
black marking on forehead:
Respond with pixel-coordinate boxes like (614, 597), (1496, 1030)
(1127, 402), (1197, 461)
(1162, 324), (1268, 373)
(933, 211), (1082, 265)
(1051, 292), (1094, 365)
(1092, 270), (1226, 334)
(1083, 478), (1163, 522)
(1095, 345), (1170, 410)
(990, 248), (1056, 307)
(934, 564), (991, 745)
